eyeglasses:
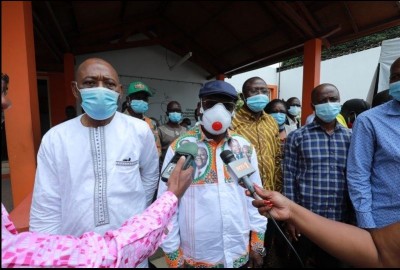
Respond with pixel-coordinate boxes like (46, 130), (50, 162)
(202, 99), (236, 112)
(246, 87), (270, 96)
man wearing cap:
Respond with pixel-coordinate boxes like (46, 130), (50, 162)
(156, 80), (267, 268)
(124, 81), (161, 157)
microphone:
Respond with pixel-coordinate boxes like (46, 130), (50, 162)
(161, 142), (198, 182)
(220, 149), (261, 199)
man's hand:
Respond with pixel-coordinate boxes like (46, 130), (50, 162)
(166, 156), (194, 199)
(248, 250), (263, 268)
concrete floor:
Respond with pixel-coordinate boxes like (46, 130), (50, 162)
(2, 161), (13, 212)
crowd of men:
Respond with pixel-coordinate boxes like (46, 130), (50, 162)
(1, 56), (399, 268)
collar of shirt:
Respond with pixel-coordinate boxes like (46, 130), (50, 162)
(386, 100), (400, 116)
(194, 125), (233, 144)
(236, 106), (269, 121)
(308, 119), (350, 134)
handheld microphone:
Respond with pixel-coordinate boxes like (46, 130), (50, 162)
(220, 149), (261, 199)
(221, 151), (304, 267)
(161, 142), (198, 182)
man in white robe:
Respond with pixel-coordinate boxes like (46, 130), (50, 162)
(29, 58), (159, 268)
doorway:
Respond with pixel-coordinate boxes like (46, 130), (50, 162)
(37, 78), (51, 137)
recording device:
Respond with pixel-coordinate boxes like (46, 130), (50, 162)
(220, 149), (261, 199)
(161, 142), (198, 182)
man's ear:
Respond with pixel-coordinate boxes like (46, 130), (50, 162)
(117, 84), (123, 101)
(71, 81), (79, 98)
(239, 93), (245, 101)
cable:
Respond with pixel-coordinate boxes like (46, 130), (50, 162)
(268, 214), (304, 268)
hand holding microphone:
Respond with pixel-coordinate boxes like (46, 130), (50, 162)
(161, 142), (198, 182)
(220, 150), (261, 199)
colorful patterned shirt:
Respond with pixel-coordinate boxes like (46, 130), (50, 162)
(283, 121), (353, 222)
(157, 126), (268, 268)
(347, 100), (400, 228)
(2, 192), (177, 268)
(232, 107), (283, 192)
(144, 116), (162, 157)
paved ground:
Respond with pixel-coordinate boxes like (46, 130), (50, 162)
(2, 161), (13, 212)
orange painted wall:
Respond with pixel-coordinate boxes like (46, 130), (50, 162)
(2, 1), (40, 206)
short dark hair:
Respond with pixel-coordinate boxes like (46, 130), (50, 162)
(264, 99), (287, 114)
(2, 73), (9, 95)
(181, 117), (191, 125)
(1, 73), (9, 84)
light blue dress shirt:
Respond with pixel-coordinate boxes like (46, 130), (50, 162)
(347, 100), (400, 228)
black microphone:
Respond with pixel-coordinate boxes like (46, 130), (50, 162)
(220, 149), (261, 199)
(161, 142), (198, 182)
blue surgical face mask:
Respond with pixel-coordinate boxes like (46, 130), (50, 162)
(80, 87), (119, 120)
(389, 81), (400, 101)
(288, 106), (301, 116)
(246, 94), (269, 112)
(314, 102), (341, 123)
(270, 112), (286, 126)
(130, 100), (149, 114)
(169, 112), (182, 123)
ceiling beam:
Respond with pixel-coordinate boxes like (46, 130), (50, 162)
(294, 1), (331, 48)
(120, 1), (127, 21)
(215, 29), (279, 58)
(273, 1), (315, 39)
(75, 36), (177, 55)
(260, 2), (304, 41)
(32, 10), (62, 61)
(72, 17), (162, 46)
(221, 26), (341, 78)
(34, 25), (62, 63)
(295, 1), (322, 33)
(45, 1), (71, 52)
(332, 18), (400, 44)
(191, 2), (234, 36)
(342, 1), (359, 33)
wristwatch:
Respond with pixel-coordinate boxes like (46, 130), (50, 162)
(252, 246), (267, 257)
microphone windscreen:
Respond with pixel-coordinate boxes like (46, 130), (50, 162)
(220, 149), (236, 164)
(176, 142), (198, 157)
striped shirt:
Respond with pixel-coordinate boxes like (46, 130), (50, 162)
(283, 121), (353, 221)
(232, 107), (283, 192)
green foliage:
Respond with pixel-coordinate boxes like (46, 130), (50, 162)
(278, 25), (400, 72)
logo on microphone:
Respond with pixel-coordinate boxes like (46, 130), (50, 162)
(229, 158), (255, 179)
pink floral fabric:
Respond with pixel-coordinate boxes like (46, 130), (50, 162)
(1, 191), (177, 268)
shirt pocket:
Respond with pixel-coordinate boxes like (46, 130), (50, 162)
(115, 160), (139, 173)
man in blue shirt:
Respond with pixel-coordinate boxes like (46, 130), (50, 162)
(283, 83), (353, 268)
(346, 57), (400, 229)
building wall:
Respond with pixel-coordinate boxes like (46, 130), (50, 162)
(279, 47), (381, 103)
